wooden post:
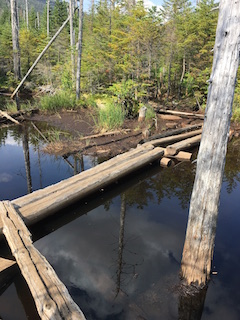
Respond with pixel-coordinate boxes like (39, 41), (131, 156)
(0, 201), (86, 320)
(181, 0), (240, 287)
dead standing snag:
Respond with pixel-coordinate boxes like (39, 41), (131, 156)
(180, 0), (240, 287)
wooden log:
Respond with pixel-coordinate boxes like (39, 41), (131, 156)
(167, 151), (193, 162)
(0, 110), (21, 125)
(78, 129), (131, 140)
(0, 201), (86, 320)
(158, 114), (182, 121)
(160, 157), (172, 168)
(13, 144), (154, 208)
(181, 0), (240, 287)
(139, 124), (202, 144)
(157, 109), (204, 119)
(166, 134), (202, 156)
(10, 147), (164, 228)
(143, 129), (202, 147)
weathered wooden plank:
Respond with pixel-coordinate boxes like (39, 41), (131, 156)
(13, 144), (154, 208)
(166, 134), (202, 156)
(15, 147), (164, 225)
(143, 129), (202, 147)
(167, 151), (193, 162)
(157, 109), (204, 119)
(0, 201), (86, 320)
(181, 0), (240, 287)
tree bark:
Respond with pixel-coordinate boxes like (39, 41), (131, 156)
(181, 0), (240, 287)
(76, 0), (83, 99)
(69, 0), (75, 85)
(10, 0), (21, 80)
(47, 0), (50, 37)
(25, 0), (29, 30)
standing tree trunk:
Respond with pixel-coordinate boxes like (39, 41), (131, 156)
(181, 0), (240, 287)
(10, 0), (21, 81)
(47, 0), (50, 37)
(76, 0), (83, 99)
(25, 0), (29, 30)
(69, 0), (76, 86)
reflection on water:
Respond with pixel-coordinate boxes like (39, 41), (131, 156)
(0, 124), (240, 319)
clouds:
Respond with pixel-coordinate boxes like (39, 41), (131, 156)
(0, 173), (13, 183)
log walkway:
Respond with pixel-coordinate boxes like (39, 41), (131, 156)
(0, 124), (203, 319)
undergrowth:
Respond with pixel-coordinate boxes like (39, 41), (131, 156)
(93, 102), (125, 131)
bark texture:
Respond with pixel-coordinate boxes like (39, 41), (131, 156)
(181, 0), (240, 286)
(10, 0), (21, 80)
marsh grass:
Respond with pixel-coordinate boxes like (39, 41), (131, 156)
(38, 91), (76, 112)
(93, 102), (125, 131)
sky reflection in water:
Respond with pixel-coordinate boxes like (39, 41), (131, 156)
(0, 125), (240, 319)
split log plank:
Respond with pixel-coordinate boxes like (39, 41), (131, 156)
(13, 144), (155, 208)
(0, 201), (86, 320)
(0, 110), (21, 125)
(10, 147), (164, 227)
(157, 109), (204, 119)
(158, 114), (182, 121)
(143, 129), (202, 147)
(166, 134), (202, 156)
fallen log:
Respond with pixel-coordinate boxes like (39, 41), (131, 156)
(160, 157), (172, 168)
(157, 109), (205, 120)
(79, 129), (131, 140)
(139, 124), (202, 144)
(143, 129), (202, 147)
(10, 146), (164, 227)
(166, 134), (202, 156)
(0, 201), (86, 320)
(0, 110), (21, 125)
(158, 114), (182, 121)
(166, 151), (193, 162)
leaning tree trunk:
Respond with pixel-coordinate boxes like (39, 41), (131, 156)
(76, 0), (83, 99)
(181, 0), (240, 287)
(10, 0), (21, 80)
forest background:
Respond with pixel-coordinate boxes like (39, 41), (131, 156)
(1, 0), (240, 122)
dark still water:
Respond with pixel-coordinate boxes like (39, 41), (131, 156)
(0, 124), (240, 320)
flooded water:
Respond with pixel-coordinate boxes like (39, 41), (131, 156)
(0, 123), (240, 320)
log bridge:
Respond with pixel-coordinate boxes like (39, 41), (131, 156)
(0, 124), (202, 319)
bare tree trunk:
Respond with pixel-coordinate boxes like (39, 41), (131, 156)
(69, 0), (76, 85)
(167, 45), (173, 98)
(37, 12), (40, 29)
(11, 14), (72, 99)
(47, 0), (50, 37)
(10, 0), (21, 80)
(178, 53), (185, 99)
(181, 0), (240, 287)
(25, 0), (29, 30)
(76, 0), (83, 99)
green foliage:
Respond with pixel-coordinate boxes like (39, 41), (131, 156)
(94, 102), (125, 131)
(108, 80), (148, 117)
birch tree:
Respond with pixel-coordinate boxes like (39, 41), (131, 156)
(181, 0), (240, 287)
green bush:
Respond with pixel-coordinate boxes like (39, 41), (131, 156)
(94, 102), (125, 131)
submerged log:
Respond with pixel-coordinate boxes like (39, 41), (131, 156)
(0, 201), (86, 320)
(166, 134), (202, 156)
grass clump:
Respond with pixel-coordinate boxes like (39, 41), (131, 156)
(38, 91), (76, 112)
(94, 102), (125, 131)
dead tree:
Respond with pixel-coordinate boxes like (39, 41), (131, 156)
(76, 0), (83, 99)
(69, 0), (76, 85)
(181, 0), (240, 287)
(10, 0), (21, 80)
